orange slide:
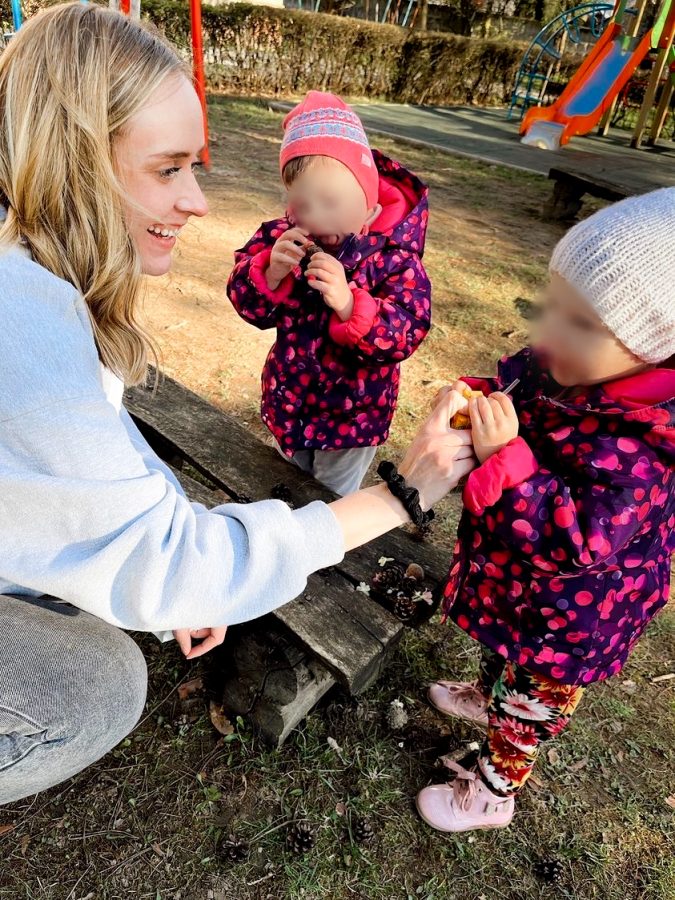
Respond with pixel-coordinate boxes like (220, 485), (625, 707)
(520, 19), (652, 149)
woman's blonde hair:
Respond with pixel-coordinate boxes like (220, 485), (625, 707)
(0, 3), (189, 384)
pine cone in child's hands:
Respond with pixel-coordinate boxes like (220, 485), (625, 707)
(305, 243), (322, 259)
(450, 387), (484, 430)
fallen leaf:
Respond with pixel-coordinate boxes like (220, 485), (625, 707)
(178, 677), (204, 701)
(547, 748), (560, 765)
(569, 757), (589, 772)
(335, 802), (347, 817)
(621, 680), (637, 694)
(651, 673), (675, 684)
(528, 774), (545, 789)
(0, 825), (15, 837)
(19, 835), (31, 856)
(665, 796), (675, 810)
(208, 701), (234, 736)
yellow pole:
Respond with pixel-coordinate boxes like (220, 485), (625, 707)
(646, 75), (674, 142)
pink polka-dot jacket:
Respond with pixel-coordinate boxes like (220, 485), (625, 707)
(443, 348), (675, 685)
(226, 152), (430, 456)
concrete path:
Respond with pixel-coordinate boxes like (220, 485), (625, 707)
(270, 101), (675, 184)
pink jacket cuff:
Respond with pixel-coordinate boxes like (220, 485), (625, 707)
(329, 287), (378, 347)
(463, 437), (539, 515)
(248, 248), (295, 302)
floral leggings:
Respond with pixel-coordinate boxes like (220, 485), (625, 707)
(475, 647), (584, 797)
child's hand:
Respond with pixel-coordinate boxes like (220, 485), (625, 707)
(267, 227), (310, 290)
(469, 391), (518, 463)
(469, 393), (519, 464)
(306, 252), (354, 320)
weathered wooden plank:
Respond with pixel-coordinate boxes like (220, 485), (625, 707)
(548, 158), (672, 200)
(125, 374), (450, 587)
(170, 463), (228, 508)
(154, 411), (404, 691)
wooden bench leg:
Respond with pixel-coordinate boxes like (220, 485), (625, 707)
(543, 179), (585, 222)
(213, 621), (336, 748)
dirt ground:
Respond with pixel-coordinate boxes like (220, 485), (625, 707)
(0, 98), (673, 900)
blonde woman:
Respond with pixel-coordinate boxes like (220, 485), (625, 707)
(0, 3), (474, 804)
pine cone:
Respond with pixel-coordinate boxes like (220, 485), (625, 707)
(352, 815), (374, 844)
(219, 834), (249, 863)
(393, 591), (416, 621)
(535, 858), (564, 884)
(386, 698), (409, 730)
(286, 821), (316, 855)
(372, 562), (404, 591)
(399, 575), (419, 597)
(271, 482), (294, 507)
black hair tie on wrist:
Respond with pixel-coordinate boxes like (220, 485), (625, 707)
(377, 461), (435, 527)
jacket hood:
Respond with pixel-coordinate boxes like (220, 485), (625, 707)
(500, 348), (675, 460)
(327, 151), (428, 270)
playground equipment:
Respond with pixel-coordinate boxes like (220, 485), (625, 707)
(508, 2), (615, 120)
(631, 0), (675, 144)
(9, 0), (21, 31)
(520, 0), (675, 150)
(110, 0), (210, 165)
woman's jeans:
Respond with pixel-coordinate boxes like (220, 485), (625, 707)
(0, 594), (147, 805)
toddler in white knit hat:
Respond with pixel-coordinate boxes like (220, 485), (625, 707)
(541, 186), (675, 385)
(416, 187), (675, 836)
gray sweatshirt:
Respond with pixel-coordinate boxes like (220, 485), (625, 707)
(0, 246), (345, 633)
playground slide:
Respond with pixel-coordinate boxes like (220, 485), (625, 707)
(521, 22), (653, 149)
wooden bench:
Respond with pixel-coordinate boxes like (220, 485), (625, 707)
(545, 156), (675, 221)
(124, 373), (451, 746)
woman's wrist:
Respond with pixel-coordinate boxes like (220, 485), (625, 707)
(329, 483), (411, 554)
(377, 461), (434, 526)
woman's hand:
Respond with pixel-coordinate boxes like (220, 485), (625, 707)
(266, 227), (310, 290)
(433, 380), (470, 411)
(469, 392), (519, 464)
(398, 388), (477, 509)
(306, 252), (354, 320)
(173, 627), (227, 660)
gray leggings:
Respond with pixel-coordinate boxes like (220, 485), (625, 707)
(0, 594), (147, 805)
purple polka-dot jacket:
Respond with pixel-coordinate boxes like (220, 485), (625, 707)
(443, 349), (675, 685)
(226, 151), (431, 456)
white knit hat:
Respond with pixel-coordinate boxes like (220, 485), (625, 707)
(549, 187), (675, 364)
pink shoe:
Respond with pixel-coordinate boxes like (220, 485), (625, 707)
(416, 761), (514, 833)
(427, 680), (489, 727)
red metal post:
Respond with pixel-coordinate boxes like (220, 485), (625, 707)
(189, 0), (210, 167)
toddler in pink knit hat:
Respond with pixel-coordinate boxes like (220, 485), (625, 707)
(227, 91), (432, 495)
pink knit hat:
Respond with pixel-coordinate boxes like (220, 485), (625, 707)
(280, 91), (379, 208)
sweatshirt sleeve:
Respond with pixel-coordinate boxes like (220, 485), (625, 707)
(327, 251), (431, 364)
(0, 394), (345, 632)
(462, 433), (670, 576)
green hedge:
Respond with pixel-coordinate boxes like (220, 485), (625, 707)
(1, 0), (524, 106)
(142, 0), (523, 106)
